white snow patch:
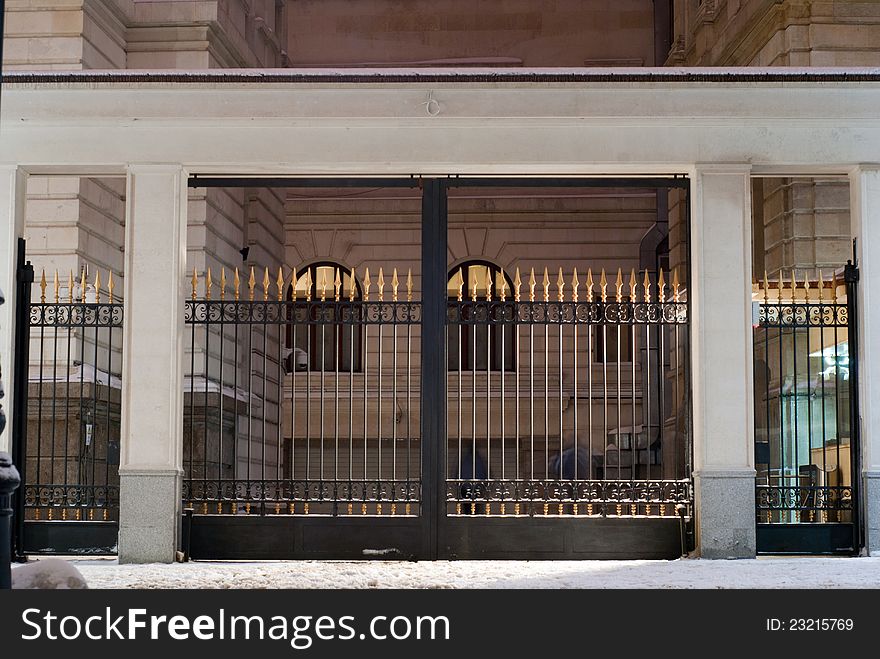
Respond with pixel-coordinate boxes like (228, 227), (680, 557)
(59, 556), (880, 590)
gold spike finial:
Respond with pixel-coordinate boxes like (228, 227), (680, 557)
(777, 271), (784, 303)
(528, 268), (537, 302)
(334, 268), (342, 302)
(629, 268), (637, 300)
(513, 267), (522, 302)
(248, 266), (256, 301)
(53, 270), (60, 304)
(499, 270), (508, 302)
(392, 268), (399, 302)
(672, 267), (681, 303)
(262, 267), (270, 301)
(363, 267), (371, 301)
(763, 270), (769, 304)
(571, 268), (579, 303)
(277, 267), (285, 302)
(456, 268), (464, 302)
(818, 270), (825, 302)
(94, 269), (101, 304)
(349, 266), (357, 302)
(803, 271), (811, 301)
(658, 268), (666, 303)
(831, 270), (838, 303)
(107, 271), (114, 304)
(615, 267), (623, 303)
(80, 267), (87, 303)
(319, 268), (328, 302)
(643, 270), (651, 303)
(234, 267), (241, 301)
(586, 268), (595, 299)
(39, 270), (47, 303)
(791, 269), (798, 302)
(206, 267), (213, 301)
(377, 267), (385, 301)
(557, 267), (565, 302)
(191, 267), (198, 300)
(542, 267), (550, 302)
(471, 267), (478, 302)
(485, 266), (493, 302)
(68, 271), (74, 304)
(220, 268), (227, 301)
(406, 269), (413, 302)
(599, 269), (607, 303)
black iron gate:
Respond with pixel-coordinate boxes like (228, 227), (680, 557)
(11, 239), (122, 556)
(184, 177), (693, 560)
(753, 262), (861, 554)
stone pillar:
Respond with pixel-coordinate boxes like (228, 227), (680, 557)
(850, 166), (880, 556)
(0, 167), (27, 455)
(118, 165), (187, 563)
(690, 165), (756, 559)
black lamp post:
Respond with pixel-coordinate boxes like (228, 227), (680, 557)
(1, 285), (22, 589)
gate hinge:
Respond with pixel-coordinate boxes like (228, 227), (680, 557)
(844, 260), (859, 284)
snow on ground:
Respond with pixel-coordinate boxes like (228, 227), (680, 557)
(57, 556), (880, 589)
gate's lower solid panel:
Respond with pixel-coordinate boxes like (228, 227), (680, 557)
(188, 516), (425, 560)
(23, 521), (118, 555)
(441, 517), (686, 560)
(756, 523), (856, 555)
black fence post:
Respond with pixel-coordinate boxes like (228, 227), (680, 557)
(11, 238), (33, 561)
(844, 256), (861, 553)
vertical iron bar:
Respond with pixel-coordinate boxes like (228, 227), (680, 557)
(602, 315), (608, 480)
(305, 303), (311, 506)
(486, 298), (492, 485)
(319, 299), (325, 500)
(573, 302), (579, 483)
(616, 321), (621, 482)
(805, 290), (813, 521)
(501, 301), (506, 484)
(219, 300), (225, 509)
(378, 312), (383, 508)
(334, 303), (340, 515)
(645, 290), (651, 484)
(363, 313), (368, 510)
(349, 297), (354, 510)
(246, 308), (253, 507)
(631, 304), (637, 499)
(104, 305), (113, 513)
(205, 298), (211, 504)
(78, 283), (87, 508)
(91, 292), (100, 513)
(544, 318), (549, 481)
(392, 306), (398, 507)
(406, 300), (411, 508)
(232, 302), (239, 510)
(35, 300), (44, 517)
(558, 309), (563, 481)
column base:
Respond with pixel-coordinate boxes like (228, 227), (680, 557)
(118, 469), (181, 564)
(694, 469), (756, 559)
(864, 471), (880, 556)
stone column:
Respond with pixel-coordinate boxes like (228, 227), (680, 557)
(690, 165), (756, 559)
(0, 167), (27, 455)
(118, 165), (187, 563)
(850, 166), (880, 556)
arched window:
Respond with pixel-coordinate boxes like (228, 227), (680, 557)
(447, 261), (515, 372)
(286, 262), (362, 372)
